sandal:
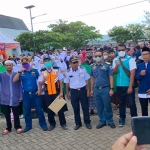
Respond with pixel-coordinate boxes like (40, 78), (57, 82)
(16, 128), (22, 134)
(2, 129), (10, 135)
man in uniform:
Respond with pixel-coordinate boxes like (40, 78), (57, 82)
(90, 50), (116, 129)
(64, 56), (92, 130)
(39, 55), (68, 131)
(13, 58), (47, 132)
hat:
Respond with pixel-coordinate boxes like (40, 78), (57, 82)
(108, 49), (115, 54)
(142, 47), (150, 52)
(21, 58), (28, 64)
(70, 56), (78, 63)
(86, 49), (92, 53)
(43, 55), (51, 61)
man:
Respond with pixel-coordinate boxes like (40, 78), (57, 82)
(13, 58), (47, 132)
(39, 55), (68, 131)
(64, 56), (92, 130)
(113, 44), (137, 127)
(0, 60), (22, 135)
(134, 46), (141, 61)
(136, 47), (150, 116)
(108, 49), (116, 65)
(90, 50), (116, 129)
(103, 50), (110, 63)
(82, 49), (96, 115)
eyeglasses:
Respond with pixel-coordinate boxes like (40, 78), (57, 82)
(72, 61), (78, 64)
(118, 49), (125, 52)
(95, 55), (102, 57)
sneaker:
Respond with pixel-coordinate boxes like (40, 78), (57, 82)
(118, 118), (125, 127)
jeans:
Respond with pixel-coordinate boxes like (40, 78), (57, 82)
(117, 86), (137, 120)
(2, 105), (22, 131)
(94, 86), (114, 124)
(139, 98), (150, 116)
(23, 91), (47, 129)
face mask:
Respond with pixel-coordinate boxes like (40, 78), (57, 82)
(40, 64), (44, 69)
(95, 57), (102, 63)
(87, 56), (92, 59)
(55, 60), (59, 63)
(32, 65), (36, 69)
(103, 55), (108, 60)
(118, 51), (126, 57)
(23, 63), (30, 70)
(44, 62), (52, 68)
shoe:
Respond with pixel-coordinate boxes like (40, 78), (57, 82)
(23, 128), (32, 133)
(118, 118), (125, 127)
(96, 123), (106, 129)
(42, 126), (48, 131)
(108, 123), (116, 129)
(48, 125), (55, 131)
(61, 124), (68, 130)
(90, 110), (95, 115)
(86, 124), (92, 129)
(74, 125), (82, 130)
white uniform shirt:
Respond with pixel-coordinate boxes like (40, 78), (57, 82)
(64, 66), (90, 89)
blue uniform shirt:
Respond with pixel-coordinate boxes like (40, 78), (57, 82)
(90, 62), (113, 87)
(19, 69), (39, 92)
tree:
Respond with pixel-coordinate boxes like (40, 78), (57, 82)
(143, 11), (150, 24)
(48, 20), (102, 48)
(126, 24), (146, 42)
(108, 26), (130, 43)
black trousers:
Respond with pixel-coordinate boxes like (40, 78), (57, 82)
(139, 98), (150, 116)
(44, 94), (66, 126)
(70, 87), (91, 125)
(2, 105), (22, 131)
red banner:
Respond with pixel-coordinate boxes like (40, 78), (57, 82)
(0, 43), (5, 50)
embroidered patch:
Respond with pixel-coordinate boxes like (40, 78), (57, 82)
(93, 65), (96, 69)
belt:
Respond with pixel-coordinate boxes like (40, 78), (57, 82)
(24, 89), (37, 94)
(71, 86), (86, 91)
(96, 85), (109, 90)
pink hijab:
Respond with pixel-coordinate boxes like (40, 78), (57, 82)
(81, 50), (86, 62)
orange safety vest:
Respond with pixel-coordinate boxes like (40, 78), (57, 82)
(42, 70), (58, 95)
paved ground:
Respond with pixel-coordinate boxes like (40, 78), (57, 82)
(0, 93), (149, 150)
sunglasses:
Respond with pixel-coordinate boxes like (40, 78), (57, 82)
(72, 61), (78, 64)
(118, 49), (125, 52)
(95, 55), (102, 57)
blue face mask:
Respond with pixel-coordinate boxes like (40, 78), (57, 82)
(44, 62), (52, 68)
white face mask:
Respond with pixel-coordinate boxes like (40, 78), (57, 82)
(32, 65), (36, 69)
(40, 64), (44, 69)
(118, 51), (126, 57)
(95, 57), (102, 62)
(103, 55), (108, 60)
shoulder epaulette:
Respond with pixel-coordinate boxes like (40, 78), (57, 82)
(105, 62), (111, 65)
(80, 66), (84, 69)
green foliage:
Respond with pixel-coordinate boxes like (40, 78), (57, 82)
(108, 26), (130, 43)
(108, 24), (147, 43)
(16, 19), (102, 51)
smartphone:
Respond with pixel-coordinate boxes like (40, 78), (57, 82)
(131, 116), (150, 145)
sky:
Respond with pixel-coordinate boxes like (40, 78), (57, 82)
(0, 0), (149, 34)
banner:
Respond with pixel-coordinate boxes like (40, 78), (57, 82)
(0, 43), (5, 50)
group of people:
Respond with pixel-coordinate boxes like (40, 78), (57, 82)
(0, 42), (150, 137)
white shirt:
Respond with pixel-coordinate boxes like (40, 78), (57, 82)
(64, 66), (90, 89)
(138, 94), (150, 98)
(112, 55), (137, 70)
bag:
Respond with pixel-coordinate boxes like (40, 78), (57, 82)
(119, 58), (130, 78)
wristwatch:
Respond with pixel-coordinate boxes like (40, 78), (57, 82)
(110, 88), (114, 90)
(18, 71), (21, 74)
